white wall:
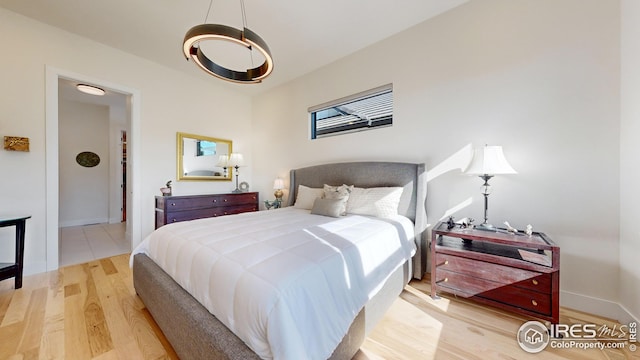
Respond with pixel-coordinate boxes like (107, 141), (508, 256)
(0, 8), (253, 274)
(619, 0), (640, 322)
(59, 100), (110, 226)
(252, 0), (624, 320)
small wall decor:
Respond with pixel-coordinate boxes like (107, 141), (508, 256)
(76, 151), (100, 167)
(3, 136), (30, 152)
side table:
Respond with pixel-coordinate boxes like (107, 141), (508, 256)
(0, 215), (31, 289)
(431, 221), (560, 324)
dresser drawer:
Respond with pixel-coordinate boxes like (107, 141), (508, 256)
(165, 196), (223, 210)
(435, 254), (550, 294)
(217, 193), (258, 206)
(436, 270), (552, 315)
(165, 204), (257, 223)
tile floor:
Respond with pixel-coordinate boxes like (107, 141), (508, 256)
(59, 222), (130, 267)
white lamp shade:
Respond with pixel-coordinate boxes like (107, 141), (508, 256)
(216, 154), (229, 167)
(464, 145), (517, 175)
(228, 153), (244, 167)
(273, 178), (285, 190)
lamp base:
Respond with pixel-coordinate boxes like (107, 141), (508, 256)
(231, 188), (242, 193)
(474, 223), (497, 232)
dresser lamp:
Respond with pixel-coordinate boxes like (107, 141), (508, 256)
(228, 153), (244, 193)
(464, 145), (517, 231)
(216, 154), (229, 178)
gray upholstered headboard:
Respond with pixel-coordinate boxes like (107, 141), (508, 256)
(287, 161), (428, 279)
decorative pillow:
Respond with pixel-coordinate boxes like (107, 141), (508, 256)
(346, 187), (404, 218)
(293, 185), (324, 210)
(323, 184), (353, 215)
(310, 198), (345, 218)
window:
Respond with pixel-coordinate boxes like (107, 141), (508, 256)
(309, 84), (393, 139)
(196, 140), (216, 156)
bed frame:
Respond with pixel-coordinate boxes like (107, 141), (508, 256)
(133, 161), (427, 359)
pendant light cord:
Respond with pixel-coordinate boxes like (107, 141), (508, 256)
(204, 0), (214, 23)
(239, 0), (255, 67)
(240, 0), (247, 28)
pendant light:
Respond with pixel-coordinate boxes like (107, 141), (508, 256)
(183, 0), (273, 84)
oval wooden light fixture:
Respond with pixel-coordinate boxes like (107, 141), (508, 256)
(183, 24), (273, 84)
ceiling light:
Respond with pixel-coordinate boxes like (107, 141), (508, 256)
(183, 0), (273, 84)
(76, 84), (105, 96)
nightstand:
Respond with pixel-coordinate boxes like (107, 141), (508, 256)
(431, 221), (560, 324)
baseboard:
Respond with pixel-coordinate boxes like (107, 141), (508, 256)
(561, 290), (638, 324)
(59, 217), (110, 228)
(23, 260), (47, 277)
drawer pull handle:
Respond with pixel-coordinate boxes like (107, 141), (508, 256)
(444, 260), (449, 265)
(224, 199), (228, 202)
(435, 278), (448, 284)
(171, 219), (177, 222)
(532, 279), (539, 285)
(213, 199), (217, 203)
(171, 203), (176, 206)
(531, 300), (538, 306)
(224, 212), (228, 215)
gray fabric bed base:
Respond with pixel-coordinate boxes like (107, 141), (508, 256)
(133, 253), (410, 360)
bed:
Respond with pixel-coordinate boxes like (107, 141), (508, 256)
(132, 161), (427, 359)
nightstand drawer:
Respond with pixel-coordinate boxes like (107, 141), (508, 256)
(437, 270), (551, 315)
(513, 273), (552, 294)
(435, 254), (549, 293)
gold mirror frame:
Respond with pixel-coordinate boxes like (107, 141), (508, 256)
(176, 132), (232, 181)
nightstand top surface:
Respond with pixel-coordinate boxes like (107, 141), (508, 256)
(432, 221), (557, 249)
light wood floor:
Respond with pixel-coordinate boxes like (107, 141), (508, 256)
(1, 254), (637, 359)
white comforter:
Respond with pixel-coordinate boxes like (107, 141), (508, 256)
(132, 207), (415, 360)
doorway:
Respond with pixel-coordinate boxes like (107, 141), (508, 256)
(121, 130), (127, 222)
(45, 66), (142, 271)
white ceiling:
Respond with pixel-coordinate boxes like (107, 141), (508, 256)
(1, 0), (467, 96)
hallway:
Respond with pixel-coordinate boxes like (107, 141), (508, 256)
(59, 222), (129, 267)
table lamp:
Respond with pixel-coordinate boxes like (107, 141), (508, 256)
(464, 145), (517, 231)
(273, 178), (285, 201)
(270, 178), (285, 209)
(216, 154), (229, 177)
(228, 153), (244, 193)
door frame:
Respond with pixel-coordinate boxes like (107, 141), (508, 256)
(45, 66), (141, 271)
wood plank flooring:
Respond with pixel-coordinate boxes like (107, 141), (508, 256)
(0, 254), (637, 359)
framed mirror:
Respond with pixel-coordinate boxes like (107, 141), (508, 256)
(176, 132), (232, 181)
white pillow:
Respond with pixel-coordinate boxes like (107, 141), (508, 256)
(323, 184), (353, 215)
(293, 185), (324, 210)
(347, 187), (403, 218)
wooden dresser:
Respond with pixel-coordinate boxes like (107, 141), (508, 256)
(155, 192), (259, 229)
(431, 221), (560, 324)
